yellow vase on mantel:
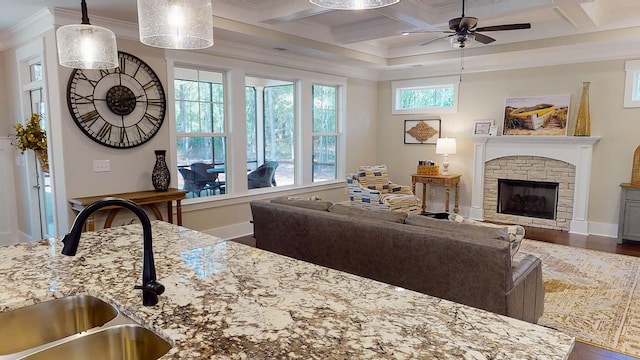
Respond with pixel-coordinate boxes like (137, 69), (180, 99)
(574, 81), (591, 136)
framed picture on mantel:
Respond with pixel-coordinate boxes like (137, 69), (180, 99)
(503, 95), (570, 136)
(473, 120), (494, 136)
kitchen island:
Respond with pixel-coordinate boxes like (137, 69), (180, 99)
(0, 221), (574, 359)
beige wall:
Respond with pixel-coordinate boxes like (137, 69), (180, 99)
(3, 35), (378, 236)
(378, 59), (640, 234)
(0, 51), (8, 135)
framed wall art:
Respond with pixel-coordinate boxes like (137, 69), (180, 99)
(404, 119), (441, 144)
(503, 95), (570, 136)
(473, 120), (494, 136)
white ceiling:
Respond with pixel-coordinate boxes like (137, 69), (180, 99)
(2, 0), (640, 76)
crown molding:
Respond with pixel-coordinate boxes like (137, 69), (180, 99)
(0, 8), (53, 51)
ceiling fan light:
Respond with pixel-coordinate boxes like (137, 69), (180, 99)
(450, 34), (474, 48)
(309, 0), (400, 10)
(137, 0), (214, 49)
(56, 1), (118, 69)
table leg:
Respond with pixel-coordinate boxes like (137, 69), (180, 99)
(104, 209), (120, 228)
(176, 200), (183, 226)
(87, 214), (95, 232)
(454, 182), (460, 214)
(445, 186), (451, 213)
(167, 201), (174, 224)
(421, 183), (427, 212)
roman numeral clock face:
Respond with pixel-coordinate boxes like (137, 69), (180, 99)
(67, 52), (166, 148)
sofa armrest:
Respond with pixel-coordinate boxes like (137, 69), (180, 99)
(506, 254), (544, 323)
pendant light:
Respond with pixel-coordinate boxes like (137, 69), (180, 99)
(137, 0), (214, 49)
(309, 0), (400, 10)
(56, 0), (118, 69)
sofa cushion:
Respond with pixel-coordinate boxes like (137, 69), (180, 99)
(405, 214), (511, 242)
(448, 214), (525, 258)
(328, 203), (408, 223)
(270, 196), (333, 211)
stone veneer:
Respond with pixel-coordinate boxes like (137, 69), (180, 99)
(484, 156), (576, 231)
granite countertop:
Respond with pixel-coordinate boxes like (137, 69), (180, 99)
(0, 221), (574, 359)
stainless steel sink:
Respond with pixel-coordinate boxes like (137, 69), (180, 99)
(0, 295), (117, 355)
(0, 295), (171, 360)
(21, 325), (172, 360)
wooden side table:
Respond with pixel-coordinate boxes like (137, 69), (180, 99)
(411, 174), (461, 213)
(69, 188), (188, 231)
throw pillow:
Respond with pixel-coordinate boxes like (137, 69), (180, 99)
(448, 214), (525, 258)
(270, 196), (333, 211)
(356, 165), (390, 192)
(328, 203), (408, 223)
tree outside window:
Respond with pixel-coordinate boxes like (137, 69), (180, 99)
(312, 85), (337, 182)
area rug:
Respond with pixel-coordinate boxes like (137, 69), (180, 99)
(518, 239), (640, 358)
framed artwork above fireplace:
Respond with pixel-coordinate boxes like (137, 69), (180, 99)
(503, 95), (570, 136)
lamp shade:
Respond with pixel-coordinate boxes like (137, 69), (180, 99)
(436, 138), (457, 155)
(56, 0), (118, 69)
(309, 0), (400, 10)
(138, 0), (214, 49)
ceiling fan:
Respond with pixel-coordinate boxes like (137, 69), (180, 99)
(404, 0), (531, 48)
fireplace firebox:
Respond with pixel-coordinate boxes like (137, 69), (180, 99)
(497, 179), (559, 220)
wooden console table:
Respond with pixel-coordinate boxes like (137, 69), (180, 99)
(411, 174), (461, 213)
(69, 188), (188, 231)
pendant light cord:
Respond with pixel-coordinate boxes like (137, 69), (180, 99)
(459, 48), (465, 83)
(81, 0), (90, 25)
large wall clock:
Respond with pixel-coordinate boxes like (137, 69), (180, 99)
(67, 51), (166, 149)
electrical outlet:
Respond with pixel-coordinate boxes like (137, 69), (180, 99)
(430, 189), (436, 198)
(93, 160), (111, 172)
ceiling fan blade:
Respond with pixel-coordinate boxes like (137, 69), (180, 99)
(475, 23), (531, 32)
(420, 34), (453, 46)
(473, 32), (495, 44)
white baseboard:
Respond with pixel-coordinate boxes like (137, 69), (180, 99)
(202, 221), (254, 240)
(588, 221), (618, 239)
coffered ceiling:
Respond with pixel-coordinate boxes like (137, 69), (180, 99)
(2, 0), (640, 76)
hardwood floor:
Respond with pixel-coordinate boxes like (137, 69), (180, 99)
(231, 228), (640, 360)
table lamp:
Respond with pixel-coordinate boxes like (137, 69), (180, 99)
(436, 138), (457, 175)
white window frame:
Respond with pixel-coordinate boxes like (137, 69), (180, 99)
(165, 51), (346, 206)
(311, 83), (340, 183)
(624, 60), (640, 108)
(392, 76), (459, 115)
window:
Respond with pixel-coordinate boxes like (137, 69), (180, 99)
(246, 86), (257, 169)
(312, 84), (338, 182)
(245, 77), (295, 188)
(174, 67), (226, 198)
(392, 76), (459, 114)
(624, 60), (640, 108)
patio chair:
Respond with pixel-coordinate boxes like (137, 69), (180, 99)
(190, 162), (224, 194)
(178, 167), (212, 197)
(248, 162), (278, 189)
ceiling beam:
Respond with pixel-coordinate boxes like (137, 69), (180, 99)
(552, 0), (598, 29)
(257, 2), (331, 25)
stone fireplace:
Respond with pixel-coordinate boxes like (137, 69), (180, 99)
(470, 136), (600, 234)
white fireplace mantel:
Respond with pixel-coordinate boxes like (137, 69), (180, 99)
(470, 136), (601, 234)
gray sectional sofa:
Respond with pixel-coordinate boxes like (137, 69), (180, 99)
(250, 198), (545, 323)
